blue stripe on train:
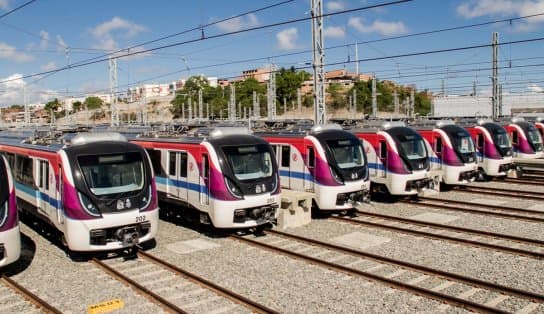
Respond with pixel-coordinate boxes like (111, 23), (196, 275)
(155, 176), (208, 194)
(15, 182), (59, 208)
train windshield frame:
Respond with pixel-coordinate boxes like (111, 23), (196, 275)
(222, 144), (274, 181)
(442, 125), (476, 163)
(326, 138), (366, 169)
(397, 134), (427, 160)
(520, 123), (543, 152)
(482, 123), (512, 157)
(78, 152), (145, 196)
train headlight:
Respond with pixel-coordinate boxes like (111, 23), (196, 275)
(224, 177), (243, 199)
(329, 166), (343, 184)
(0, 201), (8, 227)
(78, 192), (101, 217)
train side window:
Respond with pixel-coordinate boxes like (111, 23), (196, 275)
(512, 131), (518, 145)
(435, 137), (442, 154)
(38, 161), (44, 188)
(179, 152), (188, 178)
(15, 154), (35, 187)
(202, 154), (209, 180)
(146, 149), (165, 176)
(307, 147), (315, 168)
(44, 161), (49, 190)
(168, 152), (176, 176)
(281, 146), (290, 167)
(477, 134), (484, 148)
(379, 141), (387, 159)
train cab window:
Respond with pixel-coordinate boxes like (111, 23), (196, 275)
(435, 137), (442, 154)
(281, 146), (290, 167)
(307, 147), (315, 168)
(477, 134), (484, 149)
(4, 153), (14, 167)
(169, 152), (176, 176)
(511, 131), (518, 145)
(179, 152), (188, 178)
(379, 141), (387, 159)
(146, 149), (165, 176)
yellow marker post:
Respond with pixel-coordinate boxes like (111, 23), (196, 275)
(87, 298), (124, 314)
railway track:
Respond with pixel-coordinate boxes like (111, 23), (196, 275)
(333, 211), (544, 259)
(232, 230), (543, 314)
(453, 185), (544, 201)
(501, 178), (544, 186)
(401, 197), (544, 223)
(0, 275), (61, 313)
(91, 250), (278, 314)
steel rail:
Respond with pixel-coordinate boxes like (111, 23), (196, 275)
(1, 275), (62, 314)
(137, 250), (279, 314)
(402, 199), (544, 223)
(330, 216), (544, 259)
(91, 258), (187, 314)
(266, 229), (544, 303)
(231, 234), (509, 314)
(354, 210), (544, 247)
(454, 186), (544, 201)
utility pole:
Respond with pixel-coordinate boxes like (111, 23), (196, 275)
(492, 32), (499, 120)
(198, 89), (203, 120)
(253, 91), (259, 119)
(352, 89), (357, 115)
(355, 42), (359, 78)
(109, 57), (119, 126)
(297, 88), (302, 113)
(499, 84), (503, 117)
(311, 0), (326, 125)
(410, 88), (415, 119)
(393, 89), (399, 115)
(188, 97), (192, 121)
(267, 63), (276, 120)
(371, 74), (378, 118)
(229, 84), (235, 120)
(23, 86), (30, 126)
(473, 81), (477, 97)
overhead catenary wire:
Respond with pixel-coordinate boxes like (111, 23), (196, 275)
(0, 0), (38, 20)
(0, 0), (414, 85)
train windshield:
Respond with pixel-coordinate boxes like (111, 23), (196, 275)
(398, 135), (427, 160)
(326, 139), (365, 169)
(525, 127), (543, 152)
(492, 129), (511, 149)
(78, 152), (144, 196)
(223, 145), (274, 181)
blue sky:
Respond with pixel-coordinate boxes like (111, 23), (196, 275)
(1, 0), (544, 106)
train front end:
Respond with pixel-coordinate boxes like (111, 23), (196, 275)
(310, 126), (370, 210)
(437, 123), (479, 184)
(0, 155), (20, 267)
(476, 122), (515, 176)
(205, 132), (280, 228)
(60, 133), (158, 251)
(382, 126), (435, 195)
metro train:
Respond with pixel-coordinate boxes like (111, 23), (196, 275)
(254, 124), (370, 211)
(413, 120), (479, 185)
(500, 117), (543, 159)
(349, 121), (440, 195)
(130, 127), (281, 229)
(0, 154), (20, 267)
(534, 117), (544, 139)
(461, 120), (516, 177)
(0, 131), (158, 252)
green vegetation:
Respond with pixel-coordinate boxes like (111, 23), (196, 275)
(84, 96), (104, 110)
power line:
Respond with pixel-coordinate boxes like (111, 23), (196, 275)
(0, 0), (413, 84)
(0, 0), (38, 20)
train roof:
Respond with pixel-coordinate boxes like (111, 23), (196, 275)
(132, 126), (263, 146)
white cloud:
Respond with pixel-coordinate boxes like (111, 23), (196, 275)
(528, 84), (543, 93)
(90, 16), (146, 51)
(457, 0), (544, 31)
(0, 0), (10, 10)
(0, 42), (34, 62)
(348, 17), (408, 36)
(0, 74), (26, 105)
(327, 1), (345, 11)
(56, 35), (67, 50)
(215, 13), (259, 32)
(40, 61), (57, 71)
(276, 28), (301, 50)
(324, 26), (345, 39)
(39, 30), (49, 49)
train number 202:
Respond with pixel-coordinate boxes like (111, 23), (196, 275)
(136, 215), (146, 223)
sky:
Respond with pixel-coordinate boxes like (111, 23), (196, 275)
(1, 0), (544, 106)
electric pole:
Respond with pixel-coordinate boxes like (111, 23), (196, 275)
(311, 0), (326, 125)
(492, 32), (499, 120)
(109, 57), (119, 126)
(267, 63), (276, 120)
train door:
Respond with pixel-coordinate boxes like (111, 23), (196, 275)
(378, 141), (387, 178)
(57, 165), (64, 224)
(476, 133), (484, 162)
(277, 145), (291, 189)
(511, 130), (519, 155)
(200, 153), (209, 205)
(434, 136), (443, 169)
(304, 146), (315, 192)
(167, 151), (188, 201)
(36, 159), (53, 218)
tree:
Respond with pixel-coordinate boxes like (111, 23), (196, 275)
(9, 104), (23, 110)
(276, 67), (311, 111)
(72, 101), (82, 112)
(235, 78), (266, 116)
(84, 96), (104, 110)
(44, 98), (61, 112)
(170, 75), (229, 119)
